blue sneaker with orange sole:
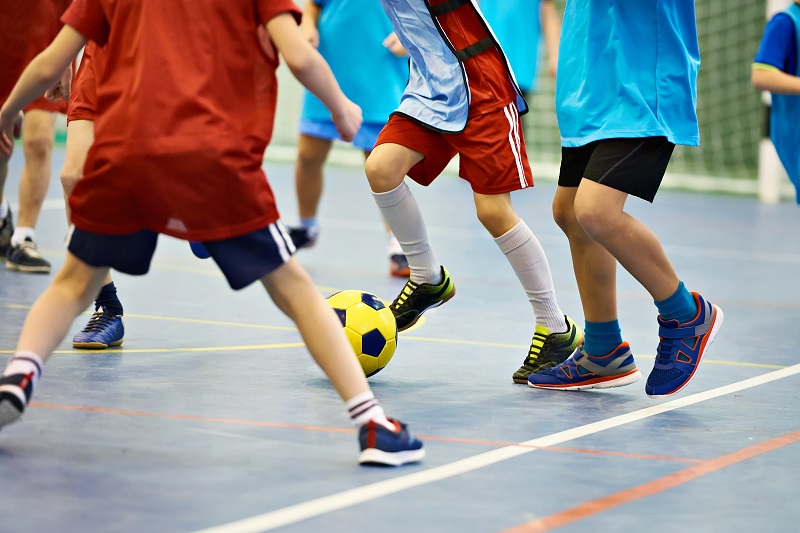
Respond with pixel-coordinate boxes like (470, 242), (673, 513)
(646, 292), (723, 398)
(359, 419), (425, 466)
(527, 342), (642, 391)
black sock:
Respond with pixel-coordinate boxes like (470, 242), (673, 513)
(95, 282), (124, 316)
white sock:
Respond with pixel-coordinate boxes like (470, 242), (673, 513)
(494, 220), (565, 332)
(386, 231), (403, 256)
(346, 390), (394, 431)
(372, 182), (440, 284)
(0, 199), (8, 220)
(11, 226), (35, 247)
(4, 352), (43, 381)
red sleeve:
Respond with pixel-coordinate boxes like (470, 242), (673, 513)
(256, 0), (302, 26)
(61, 0), (110, 46)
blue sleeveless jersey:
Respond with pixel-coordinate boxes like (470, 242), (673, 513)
(556, 0), (700, 148)
(770, 3), (800, 203)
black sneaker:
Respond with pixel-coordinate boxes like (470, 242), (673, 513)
(512, 316), (583, 384)
(288, 226), (319, 250)
(0, 372), (35, 429)
(390, 266), (455, 331)
(0, 207), (13, 256)
(6, 237), (51, 274)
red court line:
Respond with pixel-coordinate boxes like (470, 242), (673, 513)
(28, 402), (699, 463)
(500, 430), (800, 533)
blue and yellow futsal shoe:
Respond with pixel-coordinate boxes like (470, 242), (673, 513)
(646, 292), (723, 398)
(72, 307), (125, 349)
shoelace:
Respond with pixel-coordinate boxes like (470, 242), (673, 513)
(526, 331), (552, 364)
(392, 280), (420, 310)
(655, 337), (674, 365)
(80, 312), (118, 333)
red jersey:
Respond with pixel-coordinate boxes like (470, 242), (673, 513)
(0, 0), (72, 113)
(61, 0), (301, 240)
(67, 41), (106, 123)
(430, 0), (517, 117)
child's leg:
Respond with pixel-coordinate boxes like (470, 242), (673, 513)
(0, 253), (109, 425)
(474, 191), (565, 332)
(365, 143), (439, 284)
(294, 134), (332, 226)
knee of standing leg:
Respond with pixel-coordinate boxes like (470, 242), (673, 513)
(475, 203), (505, 233)
(573, 201), (607, 237)
(295, 147), (324, 171)
(60, 171), (80, 197)
(22, 134), (52, 161)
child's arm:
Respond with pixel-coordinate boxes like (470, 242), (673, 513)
(300, 0), (322, 47)
(0, 26), (87, 154)
(540, 0), (561, 79)
(752, 65), (800, 95)
(265, 13), (361, 141)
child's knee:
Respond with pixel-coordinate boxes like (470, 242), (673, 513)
(364, 153), (401, 191)
(22, 133), (53, 161)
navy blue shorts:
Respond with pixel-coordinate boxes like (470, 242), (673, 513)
(66, 222), (296, 290)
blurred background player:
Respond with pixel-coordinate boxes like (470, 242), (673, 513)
(527, 0), (724, 398)
(0, 0), (423, 466)
(0, 0), (72, 274)
(288, 0), (412, 278)
(478, 0), (561, 104)
(47, 42), (125, 349)
(752, 0), (800, 203)
(368, 0), (583, 382)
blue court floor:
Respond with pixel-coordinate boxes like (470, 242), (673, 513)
(1, 147), (799, 533)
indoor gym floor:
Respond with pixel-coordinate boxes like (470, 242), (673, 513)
(1, 147), (798, 533)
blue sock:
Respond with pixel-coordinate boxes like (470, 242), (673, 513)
(583, 319), (623, 357)
(95, 282), (123, 316)
(655, 281), (697, 324)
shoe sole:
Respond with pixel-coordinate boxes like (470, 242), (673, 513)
(359, 447), (426, 466)
(390, 267), (411, 278)
(73, 339), (124, 350)
(5, 260), (50, 274)
(396, 287), (456, 332)
(646, 305), (724, 399)
(529, 368), (643, 391)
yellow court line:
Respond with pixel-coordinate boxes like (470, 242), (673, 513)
(0, 343), (305, 355)
(0, 304), (785, 369)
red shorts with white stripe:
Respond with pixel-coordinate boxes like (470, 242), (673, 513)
(375, 102), (533, 194)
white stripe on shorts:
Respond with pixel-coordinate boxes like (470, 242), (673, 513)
(503, 103), (527, 189)
(275, 221), (296, 255)
(269, 222), (292, 263)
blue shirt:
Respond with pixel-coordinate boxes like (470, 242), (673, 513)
(301, 0), (408, 124)
(754, 12), (798, 74)
(556, 0), (700, 147)
(479, 0), (542, 93)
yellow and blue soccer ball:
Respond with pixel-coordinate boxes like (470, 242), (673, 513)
(326, 290), (397, 377)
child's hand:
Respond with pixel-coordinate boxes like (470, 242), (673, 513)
(0, 109), (23, 157)
(331, 99), (362, 142)
(383, 33), (408, 57)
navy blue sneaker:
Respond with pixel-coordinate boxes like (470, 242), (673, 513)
(528, 342), (642, 391)
(72, 308), (125, 349)
(0, 206), (13, 256)
(389, 253), (410, 278)
(0, 372), (35, 429)
(646, 292), (723, 398)
(359, 419), (425, 466)
(189, 241), (211, 259)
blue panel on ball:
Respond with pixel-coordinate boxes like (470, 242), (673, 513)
(361, 329), (387, 357)
(334, 308), (347, 326)
(361, 292), (386, 311)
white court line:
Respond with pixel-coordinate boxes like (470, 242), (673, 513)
(192, 364), (800, 533)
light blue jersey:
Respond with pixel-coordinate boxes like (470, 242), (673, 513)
(769, 4), (800, 203)
(556, 0), (700, 148)
(301, 0), (408, 124)
(479, 0), (542, 93)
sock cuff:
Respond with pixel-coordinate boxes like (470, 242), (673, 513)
(493, 219), (532, 253)
(372, 181), (411, 208)
(10, 351), (44, 378)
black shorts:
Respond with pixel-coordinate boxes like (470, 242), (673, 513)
(558, 137), (675, 202)
(66, 221), (296, 290)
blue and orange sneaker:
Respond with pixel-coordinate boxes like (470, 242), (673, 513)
(527, 342), (642, 391)
(0, 372), (35, 429)
(646, 292), (723, 398)
(359, 419), (425, 466)
(72, 307), (125, 349)
(189, 241), (211, 259)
